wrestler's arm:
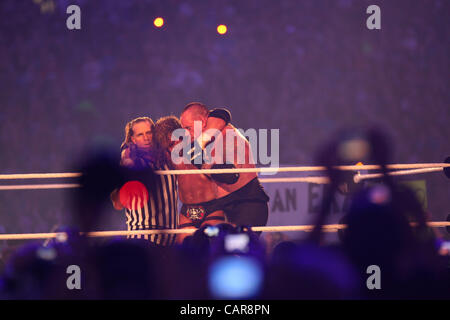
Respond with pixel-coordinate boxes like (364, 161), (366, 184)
(205, 117), (226, 132)
(188, 108), (232, 164)
(109, 148), (132, 210)
(110, 188), (124, 210)
(196, 108), (232, 148)
(120, 146), (135, 167)
(113, 145), (138, 209)
(206, 108), (231, 131)
(200, 125), (239, 184)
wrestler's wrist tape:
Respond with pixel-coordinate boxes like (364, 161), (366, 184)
(188, 133), (213, 160)
(187, 136), (214, 167)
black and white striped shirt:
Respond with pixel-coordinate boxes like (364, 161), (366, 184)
(125, 163), (178, 245)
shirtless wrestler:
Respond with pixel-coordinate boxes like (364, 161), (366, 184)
(153, 115), (229, 243)
(180, 102), (269, 231)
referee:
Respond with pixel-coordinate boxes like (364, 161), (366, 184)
(110, 117), (178, 246)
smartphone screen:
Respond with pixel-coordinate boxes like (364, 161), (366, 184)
(224, 233), (249, 253)
(204, 226), (219, 237)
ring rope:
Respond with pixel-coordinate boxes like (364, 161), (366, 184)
(0, 166), (445, 190)
(0, 221), (449, 240)
(0, 184), (81, 191)
(0, 173), (81, 180)
(354, 167), (443, 183)
(0, 163), (448, 180)
(156, 163), (449, 175)
(256, 176), (331, 184)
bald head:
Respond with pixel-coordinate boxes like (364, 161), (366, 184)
(181, 102), (209, 119)
(180, 102), (209, 140)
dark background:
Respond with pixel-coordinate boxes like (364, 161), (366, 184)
(0, 0), (448, 235)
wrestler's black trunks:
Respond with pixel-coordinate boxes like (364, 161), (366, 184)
(179, 198), (226, 228)
(215, 177), (270, 228)
(179, 178), (270, 230)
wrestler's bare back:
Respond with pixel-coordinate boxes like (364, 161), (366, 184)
(212, 124), (257, 198)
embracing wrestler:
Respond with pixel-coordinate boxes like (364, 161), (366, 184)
(179, 102), (270, 233)
(152, 115), (233, 243)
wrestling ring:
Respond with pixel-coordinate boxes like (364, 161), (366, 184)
(0, 160), (449, 241)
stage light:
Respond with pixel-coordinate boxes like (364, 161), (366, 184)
(154, 17), (164, 28)
(217, 24), (227, 35)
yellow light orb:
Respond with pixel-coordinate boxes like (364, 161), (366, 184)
(217, 24), (227, 35)
(154, 17), (164, 28)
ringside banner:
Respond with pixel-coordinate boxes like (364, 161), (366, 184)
(259, 170), (427, 243)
